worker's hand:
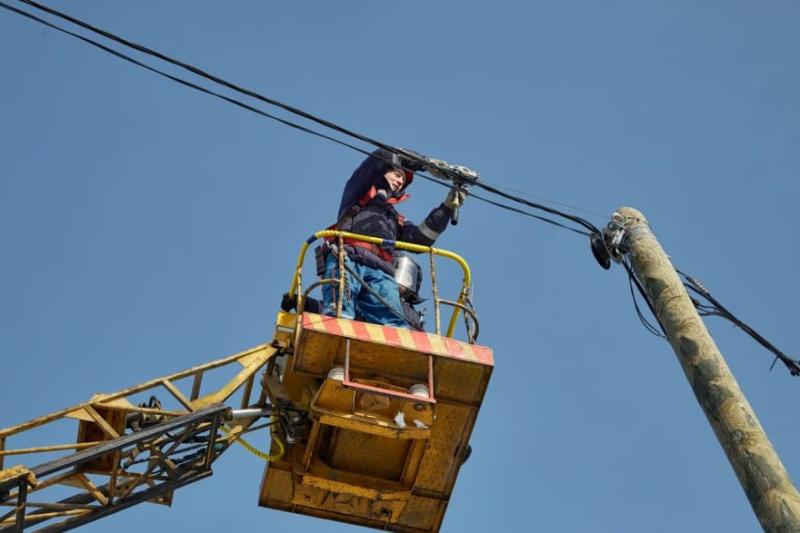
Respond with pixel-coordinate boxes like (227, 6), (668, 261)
(444, 185), (468, 210)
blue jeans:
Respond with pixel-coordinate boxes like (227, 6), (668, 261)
(321, 253), (407, 328)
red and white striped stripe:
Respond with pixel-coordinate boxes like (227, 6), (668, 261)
(302, 313), (493, 366)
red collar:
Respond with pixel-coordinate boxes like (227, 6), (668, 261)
(358, 186), (410, 207)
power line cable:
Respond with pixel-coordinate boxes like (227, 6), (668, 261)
(4, 1), (795, 381)
(8, 0), (601, 236)
(621, 256), (667, 339)
(1, 0), (595, 238)
(469, 192), (591, 236)
(416, 171), (591, 236)
(0, 2), (380, 157)
(478, 179), (609, 220)
(677, 270), (800, 377)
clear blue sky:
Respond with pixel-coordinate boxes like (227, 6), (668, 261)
(2, 1), (799, 532)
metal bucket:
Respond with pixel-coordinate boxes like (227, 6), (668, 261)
(393, 253), (422, 301)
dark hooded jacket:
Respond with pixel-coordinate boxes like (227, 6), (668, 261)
(336, 149), (453, 274)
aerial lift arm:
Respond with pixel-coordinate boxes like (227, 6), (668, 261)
(1, 230), (491, 533)
(0, 342), (282, 532)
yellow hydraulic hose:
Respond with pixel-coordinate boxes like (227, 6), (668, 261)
(220, 416), (285, 462)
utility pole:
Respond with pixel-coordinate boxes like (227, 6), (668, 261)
(611, 206), (800, 533)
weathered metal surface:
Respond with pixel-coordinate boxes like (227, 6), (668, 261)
(0, 341), (280, 532)
(299, 313), (493, 367)
(0, 466), (35, 487)
(618, 206), (800, 533)
(396, 496), (445, 531)
(0, 343), (274, 439)
(433, 358), (490, 404)
(413, 403), (474, 495)
(328, 430), (412, 480)
(0, 405), (229, 532)
(260, 312), (492, 532)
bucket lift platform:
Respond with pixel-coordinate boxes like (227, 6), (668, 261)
(259, 312), (493, 532)
(259, 230), (493, 533)
(0, 230), (491, 532)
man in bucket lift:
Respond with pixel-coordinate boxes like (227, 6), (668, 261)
(321, 148), (467, 328)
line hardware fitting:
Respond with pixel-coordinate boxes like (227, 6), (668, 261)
(3, 0), (797, 378)
(594, 213), (800, 377)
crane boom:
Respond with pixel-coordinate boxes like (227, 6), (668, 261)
(0, 343), (280, 532)
(1, 230), (490, 533)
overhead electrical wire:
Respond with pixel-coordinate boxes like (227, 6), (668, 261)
(0, 2), (592, 242)
(0, 2), (381, 158)
(615, 251), (798, 376)
(398, 168), (591, 236)
(621, 256), (667, 339)
(5, 0), (601, 237)
(3, 0), (795, 378)
(621, 258), (800, 376)
(677, 270), (800, 376)
(8, 0), (639, 346)
(479, 180), (610, 221)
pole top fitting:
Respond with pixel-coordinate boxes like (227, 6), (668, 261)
(615, 207), (648, 226)
(594, 207), (650, 266)
(590, 207), (651, 270)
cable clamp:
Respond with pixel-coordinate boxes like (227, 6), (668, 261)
(590, 211), (628, 270)
(604, 211), (630, 260)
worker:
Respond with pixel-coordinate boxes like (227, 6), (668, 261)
(321, 148), (467, 327)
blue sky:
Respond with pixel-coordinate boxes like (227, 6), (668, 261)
(1, 1), (798, 532)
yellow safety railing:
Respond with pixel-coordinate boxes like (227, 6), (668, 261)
(288, 230), (474, 339)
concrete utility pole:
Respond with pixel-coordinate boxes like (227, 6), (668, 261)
(612, 206), (800, 533)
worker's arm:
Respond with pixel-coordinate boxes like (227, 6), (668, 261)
(398, 187), (467, 245)
(398, 204), (453, 246)
(337, 149), (394, 220)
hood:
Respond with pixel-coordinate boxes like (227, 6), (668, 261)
(337, 149), (414, 220)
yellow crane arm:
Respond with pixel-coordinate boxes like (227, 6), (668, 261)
(0, 342), (281, 532)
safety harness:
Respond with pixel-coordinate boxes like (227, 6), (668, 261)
(330, 186), (409, 262)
